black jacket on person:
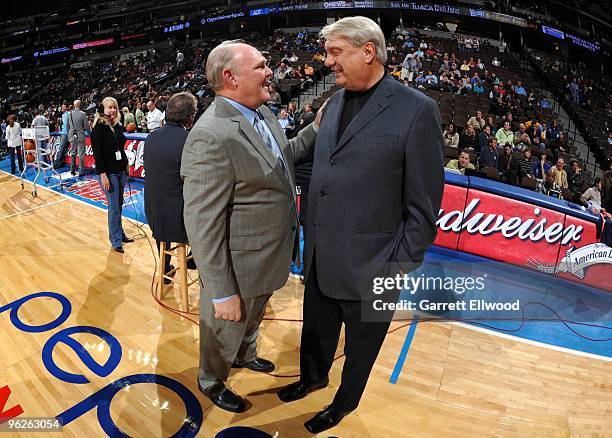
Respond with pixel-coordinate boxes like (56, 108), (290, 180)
(144, 122), (189, 243)
(90, 121), (128, 175)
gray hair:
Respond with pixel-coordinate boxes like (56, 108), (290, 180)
(205, 39), (246, 91)
(320, 16), (387, 64)
(165, 92), (197, 123)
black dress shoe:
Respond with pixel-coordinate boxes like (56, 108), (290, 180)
(232, 358), (275, 373)
(304, 405), (352, 434)
(277, 378), (329, 403)
(113, 246), (124, 253)
(121, 236), (134, 243)
(198, 382), (246, 413)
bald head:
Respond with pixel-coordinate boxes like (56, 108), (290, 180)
(73, 100), (81, 109)
(206, 41), (273, 109)
(206, 41), (249, 91)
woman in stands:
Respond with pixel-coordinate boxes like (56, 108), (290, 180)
(5, 115), (24, 175)
(443, 123), (460, 149)
(499, 144), (518, 185)
(568, 160), (585, 200)
(91, 97), (132, 253)
(460, 126), (477, 151)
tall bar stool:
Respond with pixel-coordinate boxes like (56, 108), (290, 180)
(158, 242), (198, 312)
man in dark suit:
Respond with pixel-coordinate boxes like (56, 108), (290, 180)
(144, 92), (198, 276)
(277, 17), (445, 433)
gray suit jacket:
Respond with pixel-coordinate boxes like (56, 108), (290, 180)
(181, 96), (316, 300)
(304, 75), (445, 301)
(68, 109), (89, 144)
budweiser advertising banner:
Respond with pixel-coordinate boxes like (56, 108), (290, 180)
(49, 135), (610, 291)
(435, 181), (611, 291)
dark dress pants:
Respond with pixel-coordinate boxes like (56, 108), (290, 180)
(299, 251), (394, 411)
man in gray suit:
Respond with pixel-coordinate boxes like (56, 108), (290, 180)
(181, 41), (322, 413)
(277, 17), (444, 433)
(68, 99), (89, 176)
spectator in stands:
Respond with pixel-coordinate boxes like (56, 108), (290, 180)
(443, 123), (459, 149)
(514, 81), (527, 96)
(495, 121), (514, 147)
(277, 109), (294, 133)
(550, 130), (568, 162)
(460, 60), (470, 72)
(580, 177), (602, 209)
(267, 85), (281, 115)
(446, 150), (475, 175)
(492, 57), (501, 67)
(135, 103), (146, 132)
(537, 169), (562, 198)
(90, 96), (131, 253)
(274, 62), (291, 81)
(551, 158), (569, 188)
(569, 79), (580, 104)
(568, 160), (584, 198)
(146, 100), (163, 132)
(6, 115), (24, 175)
(122, 107), (135, 129)
(546, 119), (560, 142)
(297, 103), (315, 132)
(533, 151), (552, 179)
(459, 126), (477, 151)
(540, 97), (551, 109)
(425, 71), (438, 87)
(53, 104), (70, 170)
(476, 58), (485, 70)
(603, 162), (612, 212)
(479, 137), (500, 170)
(0, 119), (7, 151)
(303, 63), (314, 79)
(176, 50), (184, 70)
(516, 148), (535, 181)
(513, 124), (531, 152)
(477, 125), (492, 154)
(499, 144), (518, 184)
(473, 81), (484, 95)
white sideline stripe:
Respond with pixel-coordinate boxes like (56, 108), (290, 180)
(0, 169), (149, 228)
(452, 321), (612, 362)
(0, 198), (67, 220)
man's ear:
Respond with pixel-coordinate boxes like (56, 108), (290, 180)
(363, 42), (377, 64)
(223, 68), (236, 88)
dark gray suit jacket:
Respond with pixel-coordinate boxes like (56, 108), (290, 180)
(181, 96), (316, 300)
(144, 122), (189, 243)
(304, 75), (445, 301)
(68, 109), (89, 145)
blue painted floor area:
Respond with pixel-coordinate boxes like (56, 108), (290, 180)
(413, 246), (612, 358)
(3, 157), (611, 357)
(1, 157), (147, 224)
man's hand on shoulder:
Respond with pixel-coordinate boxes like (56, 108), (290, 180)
(213, 295), (242, 321)
(314, 98), (330, 130)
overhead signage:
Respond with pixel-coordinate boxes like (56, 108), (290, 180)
(33, 47), (70, 58)
(72, 38), (114, 50)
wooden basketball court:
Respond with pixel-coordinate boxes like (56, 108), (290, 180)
(0, 171), (610, 437)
